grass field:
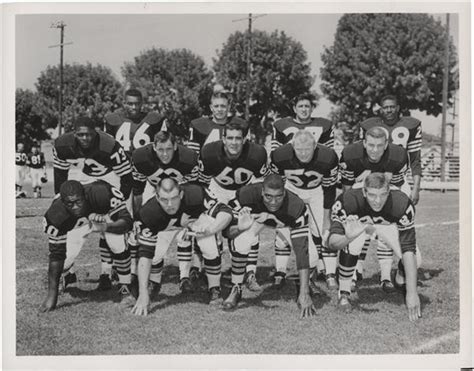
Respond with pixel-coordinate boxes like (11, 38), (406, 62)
(15, 177), (460, 355)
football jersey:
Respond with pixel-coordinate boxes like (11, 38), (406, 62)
(360, 116), (422, 176)
(329, 188), (416, 253)
(199, 141), (269, 191)
(16, 151), (28, 166)
(270, 143), (339, 208)
(339, 142), (408, 188)
(27, 152), (45, 169)
(229, 182), (310, 269)
(271, 117), (334, 151)
(187, 116), (249, 153)
(131, 143), (199, 195)
(53, 131), (133, 198)
(137, 183), (232, 249)
(105, 111), (167, 154)
(43, 180), (133, 253)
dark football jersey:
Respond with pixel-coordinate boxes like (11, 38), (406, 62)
(137, 183), (232, 253)
(187, 116), (249, 153)
(104, 111), (167, 154)
(339, 142), (408, 188)
(16, 152), (28, 166)
(360, 116), (422, 176)
(199, 141), (269, 191)
(43, 180), (133, 255)
(27, 152), (45, 169)
(329, 188), (416, 253)
(271, 143), (339, 208)
(131, 143), (199, 195)
(271, 117), (334, 151)
(53, 131), (133, 198)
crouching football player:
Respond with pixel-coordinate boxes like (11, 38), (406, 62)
(327, 172), (421, 322)
(40, 180), (134, 312)
(131, 178), (233, 316)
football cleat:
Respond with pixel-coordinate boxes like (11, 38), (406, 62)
(326, 273), (338, 290)
(381, 279), (396, 294)
(118, 284), (134, 306)
(244, 271), (262, 292)
(190, 267), (208, 291)
(393, 269), (407, 293)
(309, 276), (322, 297)
(61, 272), (77, 292)
(315, 269), (327, 282)
(273, 271), (286, 289)
(149, 281), (162, 302)
(223, 284), (242, 311)
(179, 277), (194, 294)
(129, 274), (139, 299)
(110, 268), (119, 283)
(96, 274), (112, 291)
(338, 291), (352, 312)
(350, 279), (357, 293)
(208, 287), (222, 306)
(355, 270), (363, 282)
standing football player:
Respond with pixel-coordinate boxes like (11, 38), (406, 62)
(40, 180), (134, 312)
(131, 178), (233, 316)
(328, 173), (421, 322)
(27, 143), (47, 198)
(53, 116), (133, 290)
(16, 142), (28, 198)
(271, 130), (339, 290)
(224, 174), (316, 318)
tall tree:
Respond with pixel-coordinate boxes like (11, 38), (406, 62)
(122, 48), (213, 136)
(16, 88), (49, 148)
(320, 14), (459, 125)
(35, 63), (122, 132)
(213, 30), (316, 139)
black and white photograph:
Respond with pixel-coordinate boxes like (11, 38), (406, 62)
(3, 1), (472, 369)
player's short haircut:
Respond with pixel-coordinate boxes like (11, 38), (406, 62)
(223, 121), (248, 137)
(125, 88), (143, 100)
(74, 116), (96, 131)
(293, 93), (316, 107)
(380, 94), (398, 106)
(263, 174), (285, 191)
(211, 91), (230, 103)
(292, 129), (316, 146)
(59, 180), (85, 200)
(365, 126), (388, 141)
(156, 177), (181, 193)
(154, 131), (176, 145)
(364, 172), (390, 190)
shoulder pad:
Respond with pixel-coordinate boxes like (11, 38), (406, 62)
(236, 183), (262, 205)
(105, 112), (124, 126)
(177, 144), (198, 163)
(182, 183), (205, 206)
(98, 131), (117, 153)
(132, 144), (154, 164)
(311, 117), (333, 130)
(190, 117), (212, 129)
(271, 143), (294, 163)
(316, 144), (339, 165)
(54, 133), (76, 148)
(273, 117), (294, 130)
(143, 111), (164, 126)
(229, 116), (249, 128)
(200, 141), (222, 160)
(286, 191), (306, 216)
(342, 189), (365, 213)
(389, 190), (412, 217)
(397, 116), (421, 129)
(341, 142), (364, 161)
(387, 143), (408, 159)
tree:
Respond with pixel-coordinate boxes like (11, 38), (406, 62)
(35, 63), (122, 133)
(213, 30), (316, 140)
(16, 88), (50, 148)
(122, 48), (214, 136)
(320, 14), (459, 125)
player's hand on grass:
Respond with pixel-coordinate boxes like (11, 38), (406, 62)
(237, 208), (254, 231)
(344, 215), (367, 241)
(297, 292), (316, 319)
(406, 292), (422, 322)
(131, 295), (149, 316)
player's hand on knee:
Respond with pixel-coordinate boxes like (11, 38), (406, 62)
(406, 292), (422, 322)
(344, 216), (367, 241)
(89, 213), (107, 233)
(237, 208), (254, 231)
(297, 292), (316, 319)
(131, 295), (150, 316)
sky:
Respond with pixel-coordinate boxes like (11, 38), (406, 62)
(16, 13), (460, 137)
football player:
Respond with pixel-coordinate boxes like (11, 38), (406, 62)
(187, 91), (249, 154)
(271, 129), (339, 290)
(359, 95), (422, 205)
(224, 174), (316, 318)
(16, 142), (28, 198)
(104, 88), (168, 155)
(340, 126), (409, 291)
(199, 121), (270, 290)
(39, 180), (134, 312)
(53, 116), (133, 290)
(328, 173), (421, 322)
(27, 143), (47, 198)
(131, 178), (233, 316)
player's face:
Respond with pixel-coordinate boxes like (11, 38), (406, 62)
(31, 146), (39, 154)
(154, 140), (176, 165)
(124, 95), (142, 119)
(75, 127), (96, 149)
(63, 194), (86, 218)
(262, 187), (285, 212)
(156, 187), (182, 215)
(293, 140), (315, 163)
(380, 99), (399, 122)
(17, 143), (24, 152)
(364, 135), (388, 163)
(363, 186), (390, 212)
(223, 129), (244, 158)
(210, 98), (229, 122)
(293, 99), (313, 123)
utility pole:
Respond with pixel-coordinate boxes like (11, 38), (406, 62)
(440, 14), (450, 182)
(49, 21), (72, 136)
